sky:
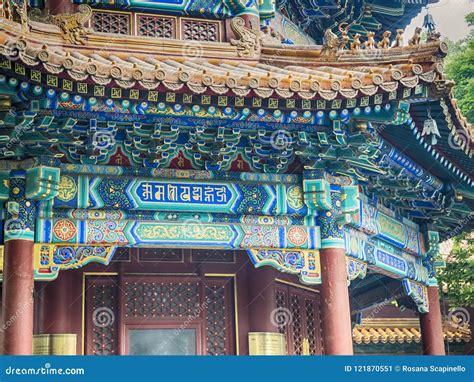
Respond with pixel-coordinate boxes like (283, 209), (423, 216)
(405, 0), (474, 42)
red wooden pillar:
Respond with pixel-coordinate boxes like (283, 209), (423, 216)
(40, 271), (72, 334)
(1, 239), (34, 355)
(419, 286), (446, 355)
(319, 247), (353, 355)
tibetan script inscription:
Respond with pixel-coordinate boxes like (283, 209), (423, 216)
(376, 249), (406, 272)
(136, 182), (231, 205)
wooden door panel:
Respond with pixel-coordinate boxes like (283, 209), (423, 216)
(85, 277), (119, 355)
(275, 283), (323, 355)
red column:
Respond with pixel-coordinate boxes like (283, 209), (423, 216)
(419, 286), (445, 355)
(40, 271), (72, 334)
(1, 239), (34, 355)
(319, 247), (353, 355)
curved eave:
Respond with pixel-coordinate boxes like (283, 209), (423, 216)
(384, 98), (474, 190)
(0, 18), (448, 102)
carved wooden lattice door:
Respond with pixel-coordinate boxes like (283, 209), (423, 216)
(275, 283), (323, 355)
(85, 274), (235, 355)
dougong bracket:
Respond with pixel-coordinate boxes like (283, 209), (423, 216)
(33, 244), (116, 281)
(347, 257), (368, 285)
(403, 278), (429, 313)
(247, 249), (321, 285)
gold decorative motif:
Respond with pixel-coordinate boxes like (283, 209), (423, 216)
(321, 28), (340, 55)
(57, 175), (77, 202)
(364, 31), (376, 50)
(393, 28), (404, 47)
(350, 33), (361, 50)
(377, 31), (391, 49)
(51, 5), (92, 45)
(354, 318), (471, 345)
(230, 17), (261, 58)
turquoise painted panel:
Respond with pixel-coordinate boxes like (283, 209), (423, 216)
(54, 175), (307, 216)
(128, 180), (240, 213)
(44, 218), (321, 250)
(345, 228), (428, 284)
(353, 197), (422, 255)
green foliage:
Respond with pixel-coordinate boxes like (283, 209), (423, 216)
(437, 232), (474, 308)
(444, 12), (474, 124)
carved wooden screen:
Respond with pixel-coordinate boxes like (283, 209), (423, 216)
(91, 11), (131, 35)
(275, 283), (323, 355)
(85, 276), (120, 355)
(203, 277), (235, 355)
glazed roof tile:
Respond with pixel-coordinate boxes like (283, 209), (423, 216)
(353, 318), (471, 345)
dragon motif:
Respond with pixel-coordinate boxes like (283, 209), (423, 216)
(322, 27), (349, 56)
(322, 28), (340, 54)
(30, 4), (92, 45)
(230, 17), (261, 58)
(12, 0), (28, 33)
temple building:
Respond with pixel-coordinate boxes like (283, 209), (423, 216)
(0, 0), (472, 356)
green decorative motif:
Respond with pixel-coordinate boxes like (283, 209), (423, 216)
(303, 178), (332, 211)
(376, 213), (405, 248)
(25, 166), (61, 200)
(4, 173), (36, 241)
(286, 185), (304, 211)
(41, 217), (321, 250)
(133, 222), (237, 246)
